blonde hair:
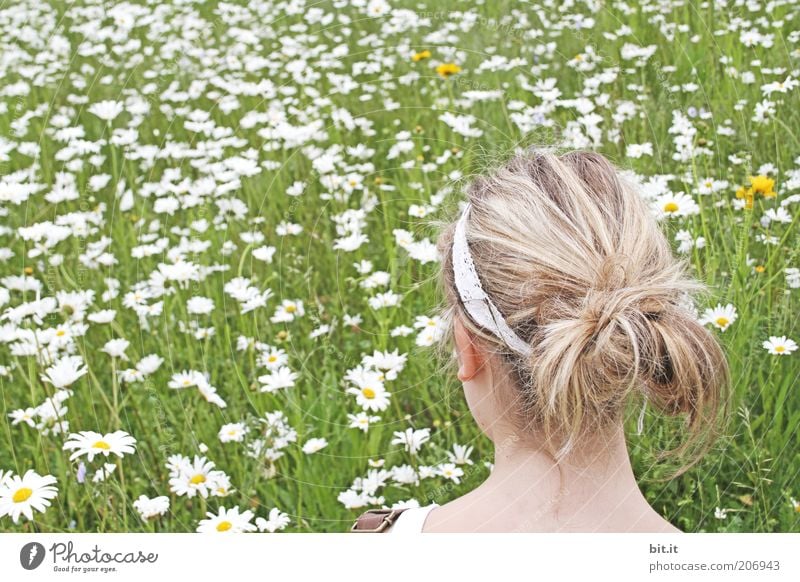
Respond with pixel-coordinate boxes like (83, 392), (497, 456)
(436, 149), (730, 475)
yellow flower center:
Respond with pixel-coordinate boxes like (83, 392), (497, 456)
(286, 304), (297, 313)
(13, 487), (33, 503)
(56, 329), (66, 337)
(715, 317), (729, 327)
(362, 387), (376, 399)
(92, 440), (111, 450)
(183, 379), (191, 386)
(663, 202), (679, 213)
(216, 521), (232, 532)
(190, 474), (206, 485)
(755, 265), (765, 273)
(775, 345), (785, 353)
(268, 355), (277, 362)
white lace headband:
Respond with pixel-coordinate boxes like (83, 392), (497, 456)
(452, 203), (533, 358)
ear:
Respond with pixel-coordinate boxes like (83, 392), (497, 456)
(454, 316), (484, 382)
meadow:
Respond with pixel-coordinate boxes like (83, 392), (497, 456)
(0, 0), (798, 533)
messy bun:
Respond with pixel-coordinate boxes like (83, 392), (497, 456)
(437, 149), (730, 474)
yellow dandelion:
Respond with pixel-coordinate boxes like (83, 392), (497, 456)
(748, 175), (776, 198)
(436, 62), (461, 78)
(412, 50), (431, 62)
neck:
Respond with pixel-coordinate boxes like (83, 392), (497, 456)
(476, 426), (652, 531)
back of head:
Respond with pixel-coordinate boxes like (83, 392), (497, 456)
(437, 148), (730, 474)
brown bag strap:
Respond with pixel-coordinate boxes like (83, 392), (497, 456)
(350, 508), (410, 533)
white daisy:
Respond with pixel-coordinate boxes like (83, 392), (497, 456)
(101, 338), (130, 360)
(252, 245), (277, 263)
(653, 191), (700, 218)
(133, 495), (170, 520)
(197, 506), (256, 533)
(391, 465), (419, 485)
(699, 303), (737, 332)
(256, 507), (291, 532)
(446, 444), (474, 465)
(87, 310), (116, 324)
(9, 407), (37, 427)
(258, 366), (298, 393)
(437, 463), (464, 484)
(41, 355), (87, 389)
(367, 291), (402, 309)
(302, 437), (328, 454)
(92, 463), (117, 483)
(187, 296), (214, 315)
(136, 354), (164, 375)
(762, 336), (797, 356)
(0, 470), (58, 524)
(196, 379), (227, 409)
(413, 315), (446, 346)
(391, 427), (431, 455)
(362, 349), (407, 381)
(347, 412), (381, 432)
(270, 299), (305, 323)
(391, 325), (413, 337)
(256, 346), (288, 369)
(346, 378), (391, 412)
(88, 100), (124, 122)
(118, 368), (144, 383)
(218, 422), (249, 443)
(626, 142), (653, 158)
(62, 430), (137, 462)
(168, 455), (227, 499)
(168, 370), (201, 389)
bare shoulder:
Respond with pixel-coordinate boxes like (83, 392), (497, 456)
(648, 517), (682, 533)
(624, 507), (683, 533)
(418, 493), (491, 532)
(408, 493), (684, 533)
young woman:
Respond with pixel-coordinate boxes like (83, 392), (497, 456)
(351, 149), (729, 533)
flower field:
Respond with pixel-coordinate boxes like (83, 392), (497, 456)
(0, 0), (799, 533)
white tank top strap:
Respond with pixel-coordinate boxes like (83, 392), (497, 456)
(388, 503), (438, 533)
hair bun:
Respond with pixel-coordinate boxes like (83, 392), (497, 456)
(595, 253), (633, 289)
